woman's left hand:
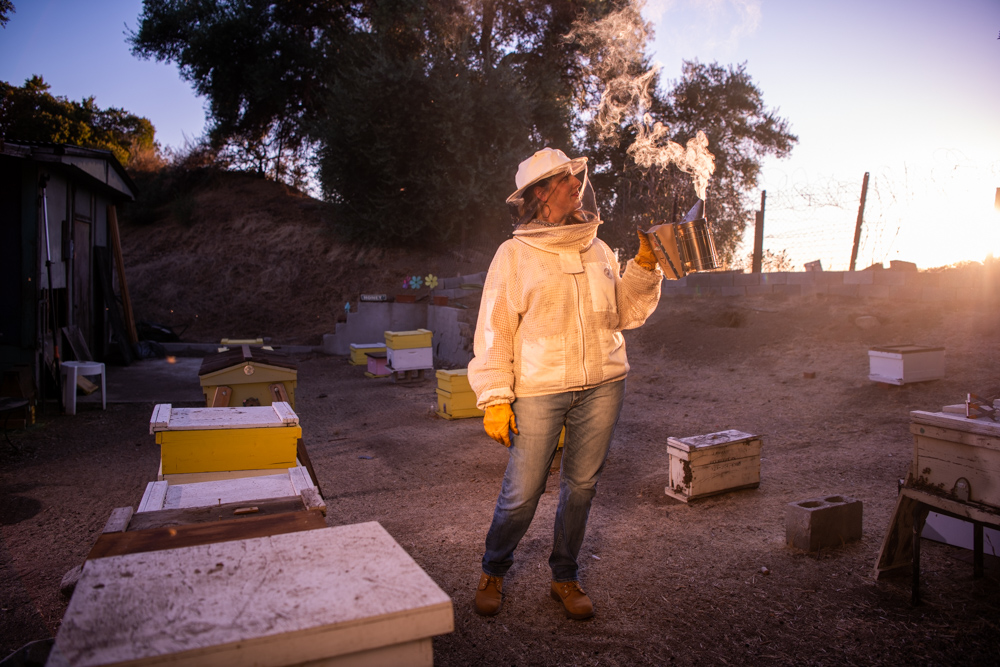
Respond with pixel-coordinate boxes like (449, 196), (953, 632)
(635, 228), (658, 271)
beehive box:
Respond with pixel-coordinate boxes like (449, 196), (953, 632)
(665, 429), (762, 502)
(350, 343), (387, 366)
(199, 346), (298, 408)
(150, 402), (301, 475)
(365, 352), (391, 378)
(435, 368), (473, 393)
(387, 346), (433, 372)
(384, 329), (433, 350)
(909, 410), (1000, 509)
(436, 388), (484, 420)
(868, 345), (944, 385)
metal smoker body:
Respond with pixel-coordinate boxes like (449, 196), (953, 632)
(641, 199), (720, 280)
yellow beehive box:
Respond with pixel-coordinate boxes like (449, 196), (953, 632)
(384, 329), (433, 350)
(199, 346), (298, 408)
(349, 343), (387, 365)
(436, 368), (473, 393)
(436, 389), (484, 420)
(150, 403), (301, 475)
(436, 388), (480, 412)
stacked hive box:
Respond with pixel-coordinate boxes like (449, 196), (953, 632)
(435, 369), (484, 420)
(385, 329), (434, 378)
(150, 402), (302, 482)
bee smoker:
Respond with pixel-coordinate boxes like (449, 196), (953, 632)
(641, 199), (720, 280)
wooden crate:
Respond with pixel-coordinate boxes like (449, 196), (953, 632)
(150, 403), (301, 475)
(48, 523), (454, 667)
(436, 368), (473, 393)
(868, 345), (944, 385)
(436, 388), (484, 420)
(665, 430), (762, 502)
(384, 329), (433, 350)
(909, 411), (1000, 509)
(350, 343), (387, 365)
(199, 346), (298, 408)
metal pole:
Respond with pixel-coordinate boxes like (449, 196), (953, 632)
(752, 191), (765, 273)
(849, 172), (870, 271)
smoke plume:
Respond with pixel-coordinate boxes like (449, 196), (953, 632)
(570, 3), (716, 200)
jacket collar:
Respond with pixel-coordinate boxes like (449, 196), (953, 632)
(512, 220), (601, 254)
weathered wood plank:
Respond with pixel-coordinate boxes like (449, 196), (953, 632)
(137, 481), (169, 513)
(162, 473), (296, 510)
(152, 405), (300, 432)
(149, 403), (171, 434)
(102, 507), (134, 534)
(300, 488), (326, 515)
(127, 496), (309, 531)
(296, 438), (325, 498)
(87, 511), (325, 560)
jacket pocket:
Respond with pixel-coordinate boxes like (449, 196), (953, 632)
(519, 334), (567, 389)
(585, 262), (617, 313)
(600, 330), (629, 379)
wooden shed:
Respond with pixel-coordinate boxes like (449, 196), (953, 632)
(0, 141), (137, 417)
(198, 345), (298, 408)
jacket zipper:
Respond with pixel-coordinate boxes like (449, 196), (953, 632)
(573, 272), (588, 386)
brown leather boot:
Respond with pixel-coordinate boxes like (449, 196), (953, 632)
(475, 573), (503, 616)
(550, 580), (594, 619)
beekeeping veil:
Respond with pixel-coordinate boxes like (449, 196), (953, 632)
(506, 148), (598, 227)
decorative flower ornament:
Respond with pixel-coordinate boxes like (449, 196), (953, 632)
(408, 275), (423, 289)
(402, 277), (410, 289)
(425, 274), (439, 290)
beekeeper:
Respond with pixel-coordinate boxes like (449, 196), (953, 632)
(468, 147), (663, 620)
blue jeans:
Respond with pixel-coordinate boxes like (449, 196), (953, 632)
(482, 379), (626, 582)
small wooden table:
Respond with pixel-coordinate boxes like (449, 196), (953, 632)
(873, 410), (1000, 604)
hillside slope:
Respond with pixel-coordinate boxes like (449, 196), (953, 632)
(119, 172), (491, 345)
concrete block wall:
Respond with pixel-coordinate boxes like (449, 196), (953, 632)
(661, 266), (999, 303)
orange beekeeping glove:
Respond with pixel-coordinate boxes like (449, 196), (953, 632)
(483, 404), (519, 447)
(635, 228), (658, 271)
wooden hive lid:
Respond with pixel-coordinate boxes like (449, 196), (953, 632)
(667, 429), (759, 451)
(198, 346), (298, 376)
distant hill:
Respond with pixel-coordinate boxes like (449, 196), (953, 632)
(119, 170), (491, 345)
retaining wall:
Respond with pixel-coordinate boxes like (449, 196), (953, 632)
(662, 266), (999, 303)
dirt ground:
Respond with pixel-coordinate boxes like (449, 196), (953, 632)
(2, 293), (999, 665)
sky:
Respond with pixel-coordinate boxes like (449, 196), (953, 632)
(2, 0), (998, 269)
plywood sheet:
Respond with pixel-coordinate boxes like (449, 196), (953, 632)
(53, 523), (454, 667)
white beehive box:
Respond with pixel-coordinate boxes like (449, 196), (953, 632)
(868, 345), (944, 385)
(387, 346), (433, 372)
(665, 429), (762, 502)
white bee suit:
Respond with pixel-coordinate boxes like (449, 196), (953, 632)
(468, 220), (662, 410)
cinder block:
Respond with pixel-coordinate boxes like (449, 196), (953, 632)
(786, 495), (862, 552)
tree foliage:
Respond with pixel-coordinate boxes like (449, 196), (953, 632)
(129, 0), (795, 256)
(0, 76), (157, 168)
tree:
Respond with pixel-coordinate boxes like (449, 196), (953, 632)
(0, 1), (14, 29)
(130, 0), (356, 187)
(0, 76), (158, 168)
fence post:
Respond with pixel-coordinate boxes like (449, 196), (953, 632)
(752, 190), (766, 273)
(849, 172), (870, 271)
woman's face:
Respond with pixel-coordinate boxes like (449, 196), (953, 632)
(538, 170), (583, 224)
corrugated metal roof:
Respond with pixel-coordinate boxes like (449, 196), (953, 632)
(0, 140), (138, 200)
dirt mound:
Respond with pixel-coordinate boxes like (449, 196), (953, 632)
(119, 171), (492, 345)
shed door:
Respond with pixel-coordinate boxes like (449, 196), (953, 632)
(73, 217), (92, 353)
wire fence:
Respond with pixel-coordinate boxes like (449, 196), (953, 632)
(737, 157), (1000, 272)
